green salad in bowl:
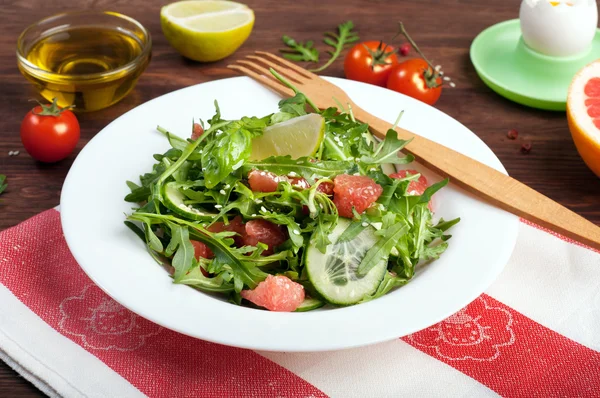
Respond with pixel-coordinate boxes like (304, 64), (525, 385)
(124, 86), (459, 312)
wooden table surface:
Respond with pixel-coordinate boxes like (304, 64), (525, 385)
(1, 0), (599, 395)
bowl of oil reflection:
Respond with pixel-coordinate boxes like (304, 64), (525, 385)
(17, 11), (151, 112)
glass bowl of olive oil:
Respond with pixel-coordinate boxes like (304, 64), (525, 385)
(17, 11), (151, 112)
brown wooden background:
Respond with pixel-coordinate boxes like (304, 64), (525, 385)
(1, 0), (599, 395)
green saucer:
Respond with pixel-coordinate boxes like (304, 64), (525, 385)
(470, 19), (600, 112)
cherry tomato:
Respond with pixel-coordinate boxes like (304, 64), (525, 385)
(20, 98), (80, 163)
(386, 59), (443, 106)
(344, 41), (399, 87)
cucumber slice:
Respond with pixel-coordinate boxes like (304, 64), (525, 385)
(306, 219), (388, 305)
(161, 182), (217, 221)
(294, 297), (326, 312)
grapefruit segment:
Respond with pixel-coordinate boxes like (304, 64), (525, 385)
(332, 174), (383, 218)
(584, 77), (600, 97)
(241, 275), (305, 312)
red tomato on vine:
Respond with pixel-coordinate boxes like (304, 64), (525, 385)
(344, 41), (399, 87)
(20, 98), (80, 163)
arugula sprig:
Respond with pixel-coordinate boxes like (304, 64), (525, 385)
(0, 175), (6, 196)
(280, 35), (320, 63)
(280, 21), (359, 73)
(311, 21), (359, 72)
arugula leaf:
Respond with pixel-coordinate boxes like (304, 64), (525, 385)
(139, 162), (167, 188)
(360, 129), (413, 165)
(177, 266), (235, 293)
(310, 21), (359, 73)
(421, 241), (449, 261)
(280, 35), (320, 63)
(359, 272), (409, 303)
(153, 148), (183, 162)
(377, 177), (404, 207)
(392, 234), (414, 279)
(278, 93), (309, 117)
(311, 213), (337, 253)
(124, 221), (146, 242)
(336, 220), (366, 243)
(164, 223), (195, 281)
(357, 221), (408, 276)
(434, 217), (461, 233)
(202, 127), (253, 188)
(125, 186), (151, 203)
(0, 175), (7, 196)
(143, 222), (163, 253)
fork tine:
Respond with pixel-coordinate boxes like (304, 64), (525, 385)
(255, 51), (317, 80)
(236, 59), (304, 86)
(227, 64), (294, 97)
(246, 55), (309, 84)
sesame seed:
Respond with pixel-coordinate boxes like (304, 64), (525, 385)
(255, 199), (262, 204)
(353, 172), (360, 176)
(297, 161), (303, 164)
(449, 82), (456, 88)
(251, 214), (257, 217)
(435, 65), (441, 71)
(219, 189), (226, 195)
(261, 206), (267, 212)
(293, 230), (301, 235)
(224, 184), (230, 189)
(214, 204), (223, 209)
(7, 151), (13, 156)
(361, 222), (369, 227)
(443, 76), (451, 81)
(288, 171), (298, 177)
(439, 71), (444, 76)
(337, 142), (344, 147)
(259, 171), (266, 176)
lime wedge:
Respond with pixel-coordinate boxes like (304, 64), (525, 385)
(160, 0), (254, 62)
(250, 114), (325, 160)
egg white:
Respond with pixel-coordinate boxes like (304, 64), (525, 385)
(520, 0), (598, 57)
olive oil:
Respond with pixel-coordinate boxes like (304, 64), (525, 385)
(20, 26), (149, 112)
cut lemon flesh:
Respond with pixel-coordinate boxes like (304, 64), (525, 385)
(160, 0), (254, 62)
(250, 114), (325, 161)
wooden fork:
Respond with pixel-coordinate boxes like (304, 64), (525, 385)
(228, 51), (600, 251)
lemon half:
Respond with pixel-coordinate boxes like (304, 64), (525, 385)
(160, 0), (254, 62)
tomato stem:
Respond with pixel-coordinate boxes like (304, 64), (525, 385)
(394, 22), (441, 89)
(364, 41), (397, 70)
(31, 97), (75, 117)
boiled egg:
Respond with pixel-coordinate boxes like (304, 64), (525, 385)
(520, 0), (598, 57)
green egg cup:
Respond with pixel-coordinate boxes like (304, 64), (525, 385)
(470, 19), (600, 111)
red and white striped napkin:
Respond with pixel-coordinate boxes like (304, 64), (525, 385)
(0, 208), (599, 397)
